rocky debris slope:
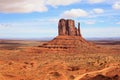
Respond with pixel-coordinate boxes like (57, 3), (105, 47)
(74, 65), (120, 80)
(41, 19), (96, 51)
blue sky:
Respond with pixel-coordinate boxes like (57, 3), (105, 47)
(0, 0), (120, 39)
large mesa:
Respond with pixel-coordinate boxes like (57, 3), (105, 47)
(41, 19), (92, 50)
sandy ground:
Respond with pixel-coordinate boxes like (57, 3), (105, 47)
(0, 39), (120, 80)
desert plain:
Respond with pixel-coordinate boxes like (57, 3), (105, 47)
(0, 38), (120, 80)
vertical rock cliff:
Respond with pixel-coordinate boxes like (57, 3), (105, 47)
(41, 19), (93, 50)
(58, 19), (81, 36)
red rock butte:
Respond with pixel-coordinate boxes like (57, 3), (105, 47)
(58, 19), (81, 36)
(41, 19), (92, 50)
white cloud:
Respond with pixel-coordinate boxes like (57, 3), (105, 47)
(88, 0), (105, 4)
(0, 0), (48, 13)
(85, 21), (96, 24)
(47, 0), (81, 7)
(0, 0), (81, 13)
(61, 9), (88, 18)
(61, 8), (105, 18)
(112, 1), (120, 10)
(92, 8), (104, 14)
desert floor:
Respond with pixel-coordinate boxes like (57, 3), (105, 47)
(0, 39), (120, 80)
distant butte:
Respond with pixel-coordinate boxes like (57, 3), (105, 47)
(58, 19), (81, 36)
(41, 19), (94, 50)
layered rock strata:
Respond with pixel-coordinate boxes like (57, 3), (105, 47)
(58, 19), (81, 36)
(41, 19), (91, 50)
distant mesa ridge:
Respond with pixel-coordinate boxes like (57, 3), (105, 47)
(41, 19), (92, 50)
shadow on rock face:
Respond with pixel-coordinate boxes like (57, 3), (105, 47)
(45, 71), (67, 80)
(89, 74), (119, 80)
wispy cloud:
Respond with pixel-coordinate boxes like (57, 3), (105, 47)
(0, 0), (48, 13)
(87, 0), (105, 4)
(0, 0), (81, 13)
(0, 23), (12, 28)
(0, 20), (58, 38)
(61, 8), (105, 18)
(116, 22), (120, 24)
(92, 8), (104, 14)
(112, 1), (120, 10)
(82, 26), (120, 37)
(0, 0), (120, 38)
(0, 0), (119, 13)
(47, 0), (81, 7)
(84, 20), (96, 24)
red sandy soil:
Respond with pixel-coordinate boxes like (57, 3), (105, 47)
(0, 39), (120, 80)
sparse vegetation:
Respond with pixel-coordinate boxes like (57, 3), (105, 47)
(0, 40), (120, 80)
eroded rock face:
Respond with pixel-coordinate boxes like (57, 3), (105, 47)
(89, 74), (119, 80)
(58, 19), (67, 36)
(78, 22), (81, 36)
(58, 19), (81, 36)
(41, 18), (94, 50)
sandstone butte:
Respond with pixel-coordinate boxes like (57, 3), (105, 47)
(41, 18), (96, 51)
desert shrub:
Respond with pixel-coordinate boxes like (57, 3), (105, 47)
(67, 66), (80, 71)
(50, 72), (61, 78)
(69, 75), (75, 80)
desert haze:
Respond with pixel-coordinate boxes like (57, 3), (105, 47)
(0, 19), (120, 80)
